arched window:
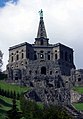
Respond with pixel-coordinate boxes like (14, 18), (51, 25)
(35, 70), (37, 74)
(50, 71), (52, 75)
(41, 67), (46, 75)
(22, 53), (24, 59)
(48, 54), (50, 60)
(29, 70), (32, 75)
(55, 54), (57, 59)
(78, 78), (81, 82)
(11, 56), (13, 62)
(16, 54), (19, 61)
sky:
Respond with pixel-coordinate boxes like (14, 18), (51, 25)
(0, 0), (83, 70)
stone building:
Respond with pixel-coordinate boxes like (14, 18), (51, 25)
(71, 69), (83, 86)
(7, 9), (75, 81)
(6, 10), (78, 105)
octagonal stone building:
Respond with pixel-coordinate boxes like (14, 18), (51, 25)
(7, 10), (75, 82)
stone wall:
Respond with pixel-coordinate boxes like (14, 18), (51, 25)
(70, 90), (81, 103)
(25, 75), (71, 105)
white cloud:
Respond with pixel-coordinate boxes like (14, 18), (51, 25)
(0, 0), (83, 70)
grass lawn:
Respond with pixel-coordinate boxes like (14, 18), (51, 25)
(0, 80), (30, 118)
(73, 103), (83, 111)
(73, 86), (83, 94)
(73, 86), (83, 111)
(0, 80), (30, 95)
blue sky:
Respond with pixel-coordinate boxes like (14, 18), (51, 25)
(0, 0), (83, 70)
(0, 0), (18, 7)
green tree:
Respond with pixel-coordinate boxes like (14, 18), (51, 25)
(20, 95), (73, 119)
(20, 95), (43, 119)
(7, 98), (22, 119)
(43, 105), (73, 119)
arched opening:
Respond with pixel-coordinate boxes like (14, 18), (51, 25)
(48, 54), (50, 60)
(29, 70), (32, 75)
(78, 78), (81, 82)
(55, 54), (57, 60)
(21, 53), (24, 59)
(50, 71), (52, 75)
(15, 77), (18, 80)
(41, 67), (46, 75)
(16, 54), (19, 60)
(11, 56), (13, 62)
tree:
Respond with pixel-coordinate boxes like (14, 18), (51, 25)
(7, 98), (22, 119)
(0, 50), (3, 72)
(20, 95), (43, 119)
(20, 95), (73, 119)
(43, 105), (73, 119)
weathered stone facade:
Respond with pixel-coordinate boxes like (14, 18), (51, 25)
(25, 75), (71, 105)
(7, 10), (77, 105)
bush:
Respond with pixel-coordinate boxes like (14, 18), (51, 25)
(20, 95), (73, 119)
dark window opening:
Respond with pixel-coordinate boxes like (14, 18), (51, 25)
(56, 71), (58, 73)
(29, 70), (32, 75)
(35, 70), (37, 74)
(55, 54), (57, 59)
(41, 40), (43, 45)
(48, 55), (50, 60)
(25, 62), (27, 64)
(15, 77), (18, 80)
(22, 53), (24, 59)
(16, 54), (19, 61)
(41, 67), (46, 75)
(50, 71), (52, 75)
(11, 56), (13, 62)
(55, 50), (57, 52)
(78, 78), (81, 82)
